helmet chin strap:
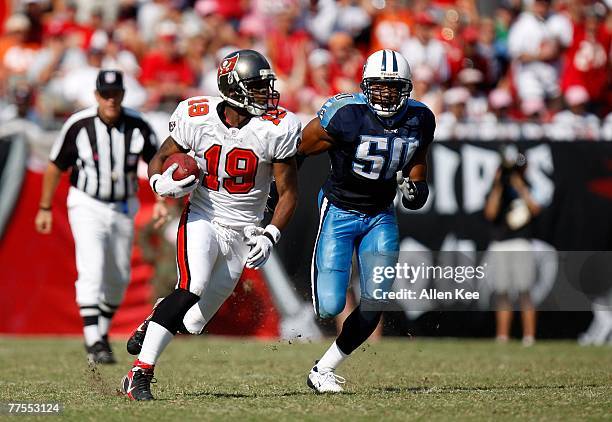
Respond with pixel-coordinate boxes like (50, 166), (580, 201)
(247, 105), (266, 116)
(220, 91), (266, 117)
(370, 98), (407, 118)
(373, 107), (397, 118)
(369, 99), (409, 127)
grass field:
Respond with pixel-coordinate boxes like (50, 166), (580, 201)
(0, 336), (610, 421)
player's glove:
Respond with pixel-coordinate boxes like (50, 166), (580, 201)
(244, 224), (281, 269)
(149, 163), (197, 198)
(396, 172), (429, 210)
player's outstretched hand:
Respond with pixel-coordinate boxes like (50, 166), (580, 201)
(35, 209), (52, 234)
(244, 224), (280, 269)
(149, 164), (197, 198)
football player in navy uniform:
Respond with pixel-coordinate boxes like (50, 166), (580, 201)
(298, 50), (435, 392)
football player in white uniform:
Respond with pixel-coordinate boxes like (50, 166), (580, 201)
(120, 50), (300, 401)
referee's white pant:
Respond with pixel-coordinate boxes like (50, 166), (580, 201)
(67, 187), (139, 312)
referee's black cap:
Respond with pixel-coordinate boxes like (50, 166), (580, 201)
(96, 70), (124, 93)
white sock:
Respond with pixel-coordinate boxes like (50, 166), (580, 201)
(138, 321), (174, 365)
(98, 314), (114, 338)
(84, 325), (101, 347)
(98, 303), (117, 338)
(316, 341), (347, 373)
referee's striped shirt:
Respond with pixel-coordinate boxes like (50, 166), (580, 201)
(49, 107), (158, 202)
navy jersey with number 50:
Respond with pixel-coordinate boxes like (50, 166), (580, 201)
(318, 93), (435, 214)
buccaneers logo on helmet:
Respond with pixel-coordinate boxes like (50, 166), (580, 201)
(218, 54), (239, 77)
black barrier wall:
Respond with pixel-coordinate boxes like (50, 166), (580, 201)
(275, 141), (612, 338)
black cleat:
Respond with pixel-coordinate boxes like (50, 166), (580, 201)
(86, 340), (116, 365)
(127, 319), (149, 355)
(127, 300), (162, 355)
(100, 335), (117, 362)
(121, 361), (156, 401)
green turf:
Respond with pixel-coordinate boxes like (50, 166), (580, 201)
(0, 336), (610, 421)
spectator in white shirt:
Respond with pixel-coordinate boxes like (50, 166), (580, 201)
(486, 88), (521, 141)
(551, 85), (600, 141)
(400, 12), (449, 84)
(507, 0), (569, 104)
(601, 113), (612, 142)
(437, 87), (477, 141)
(521, 97), (547, 140)
(411, 65), (442, 116)
(458, 68), (489, 121)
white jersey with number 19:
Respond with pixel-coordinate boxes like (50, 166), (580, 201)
(168, 96), (301, 229)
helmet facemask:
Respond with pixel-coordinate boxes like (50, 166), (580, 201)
(223, 73), (280, 116)
(361, 78), (412, 118)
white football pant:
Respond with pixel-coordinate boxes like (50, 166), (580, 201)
(67, 187), (139, 309)
(176, 204), (250, 334)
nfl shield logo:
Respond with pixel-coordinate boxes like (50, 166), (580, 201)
(105, 72), (116, 83)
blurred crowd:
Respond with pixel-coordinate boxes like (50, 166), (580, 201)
(1, 0), (612, 141)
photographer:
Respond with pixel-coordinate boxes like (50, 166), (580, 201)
(484, 146), (542, 346)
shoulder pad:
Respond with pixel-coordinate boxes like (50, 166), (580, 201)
(260, 108), (300, 131)
(318, 93), (366, 127)
(176, 96), (222, 124)
(406, 98), (430, 110)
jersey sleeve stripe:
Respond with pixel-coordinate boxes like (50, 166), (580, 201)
(49, 107), (97, 161)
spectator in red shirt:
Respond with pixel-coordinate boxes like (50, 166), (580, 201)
(265, 5), (310, 110)
(265, 5), (310, 80)
(460, 26), (491, 86)
(328, 31), (363, 94)
(561, 8), (610, 107)
(437, 7), (466, 82)
(139, 21), (195, 111)
(42, 2), (96, 50)
(23, 0), (44, 47)
(370, 0), (413, 52)
(299, 48), (335, 116)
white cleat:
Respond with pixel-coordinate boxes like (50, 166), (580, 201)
(307, 365), (346, 393)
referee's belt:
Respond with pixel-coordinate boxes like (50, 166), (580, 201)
(79, 190), (133, 214)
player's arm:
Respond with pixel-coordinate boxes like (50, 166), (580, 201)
(401, 145), (428, 181)
(147, 136), (196, 198)
(510, 172), (541, 217)
(298, 117), (335, 156)
(139, 121), (170, 228)
(147, 136), (188, 178)
(484, 169), (503, 221)
(267, 117), (325, 212)
(34, 162), (63, 234)
(398, 109), (435, 210)
(270, 158), (298, 231)
(245, 157), (298, 269)
(35, 118), (79, 234)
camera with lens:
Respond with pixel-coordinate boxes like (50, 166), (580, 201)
(499, 146), (527, 186)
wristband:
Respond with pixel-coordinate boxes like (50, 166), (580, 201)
(149, 174), (161, 194)
(39, 205), (52, 211)
(401, 180), (429, 210)
(263, 224), (281, 244)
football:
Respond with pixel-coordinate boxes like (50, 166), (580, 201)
(162, 153), (200, 182)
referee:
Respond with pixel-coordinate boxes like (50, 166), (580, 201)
(35, 70), (169, 364)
